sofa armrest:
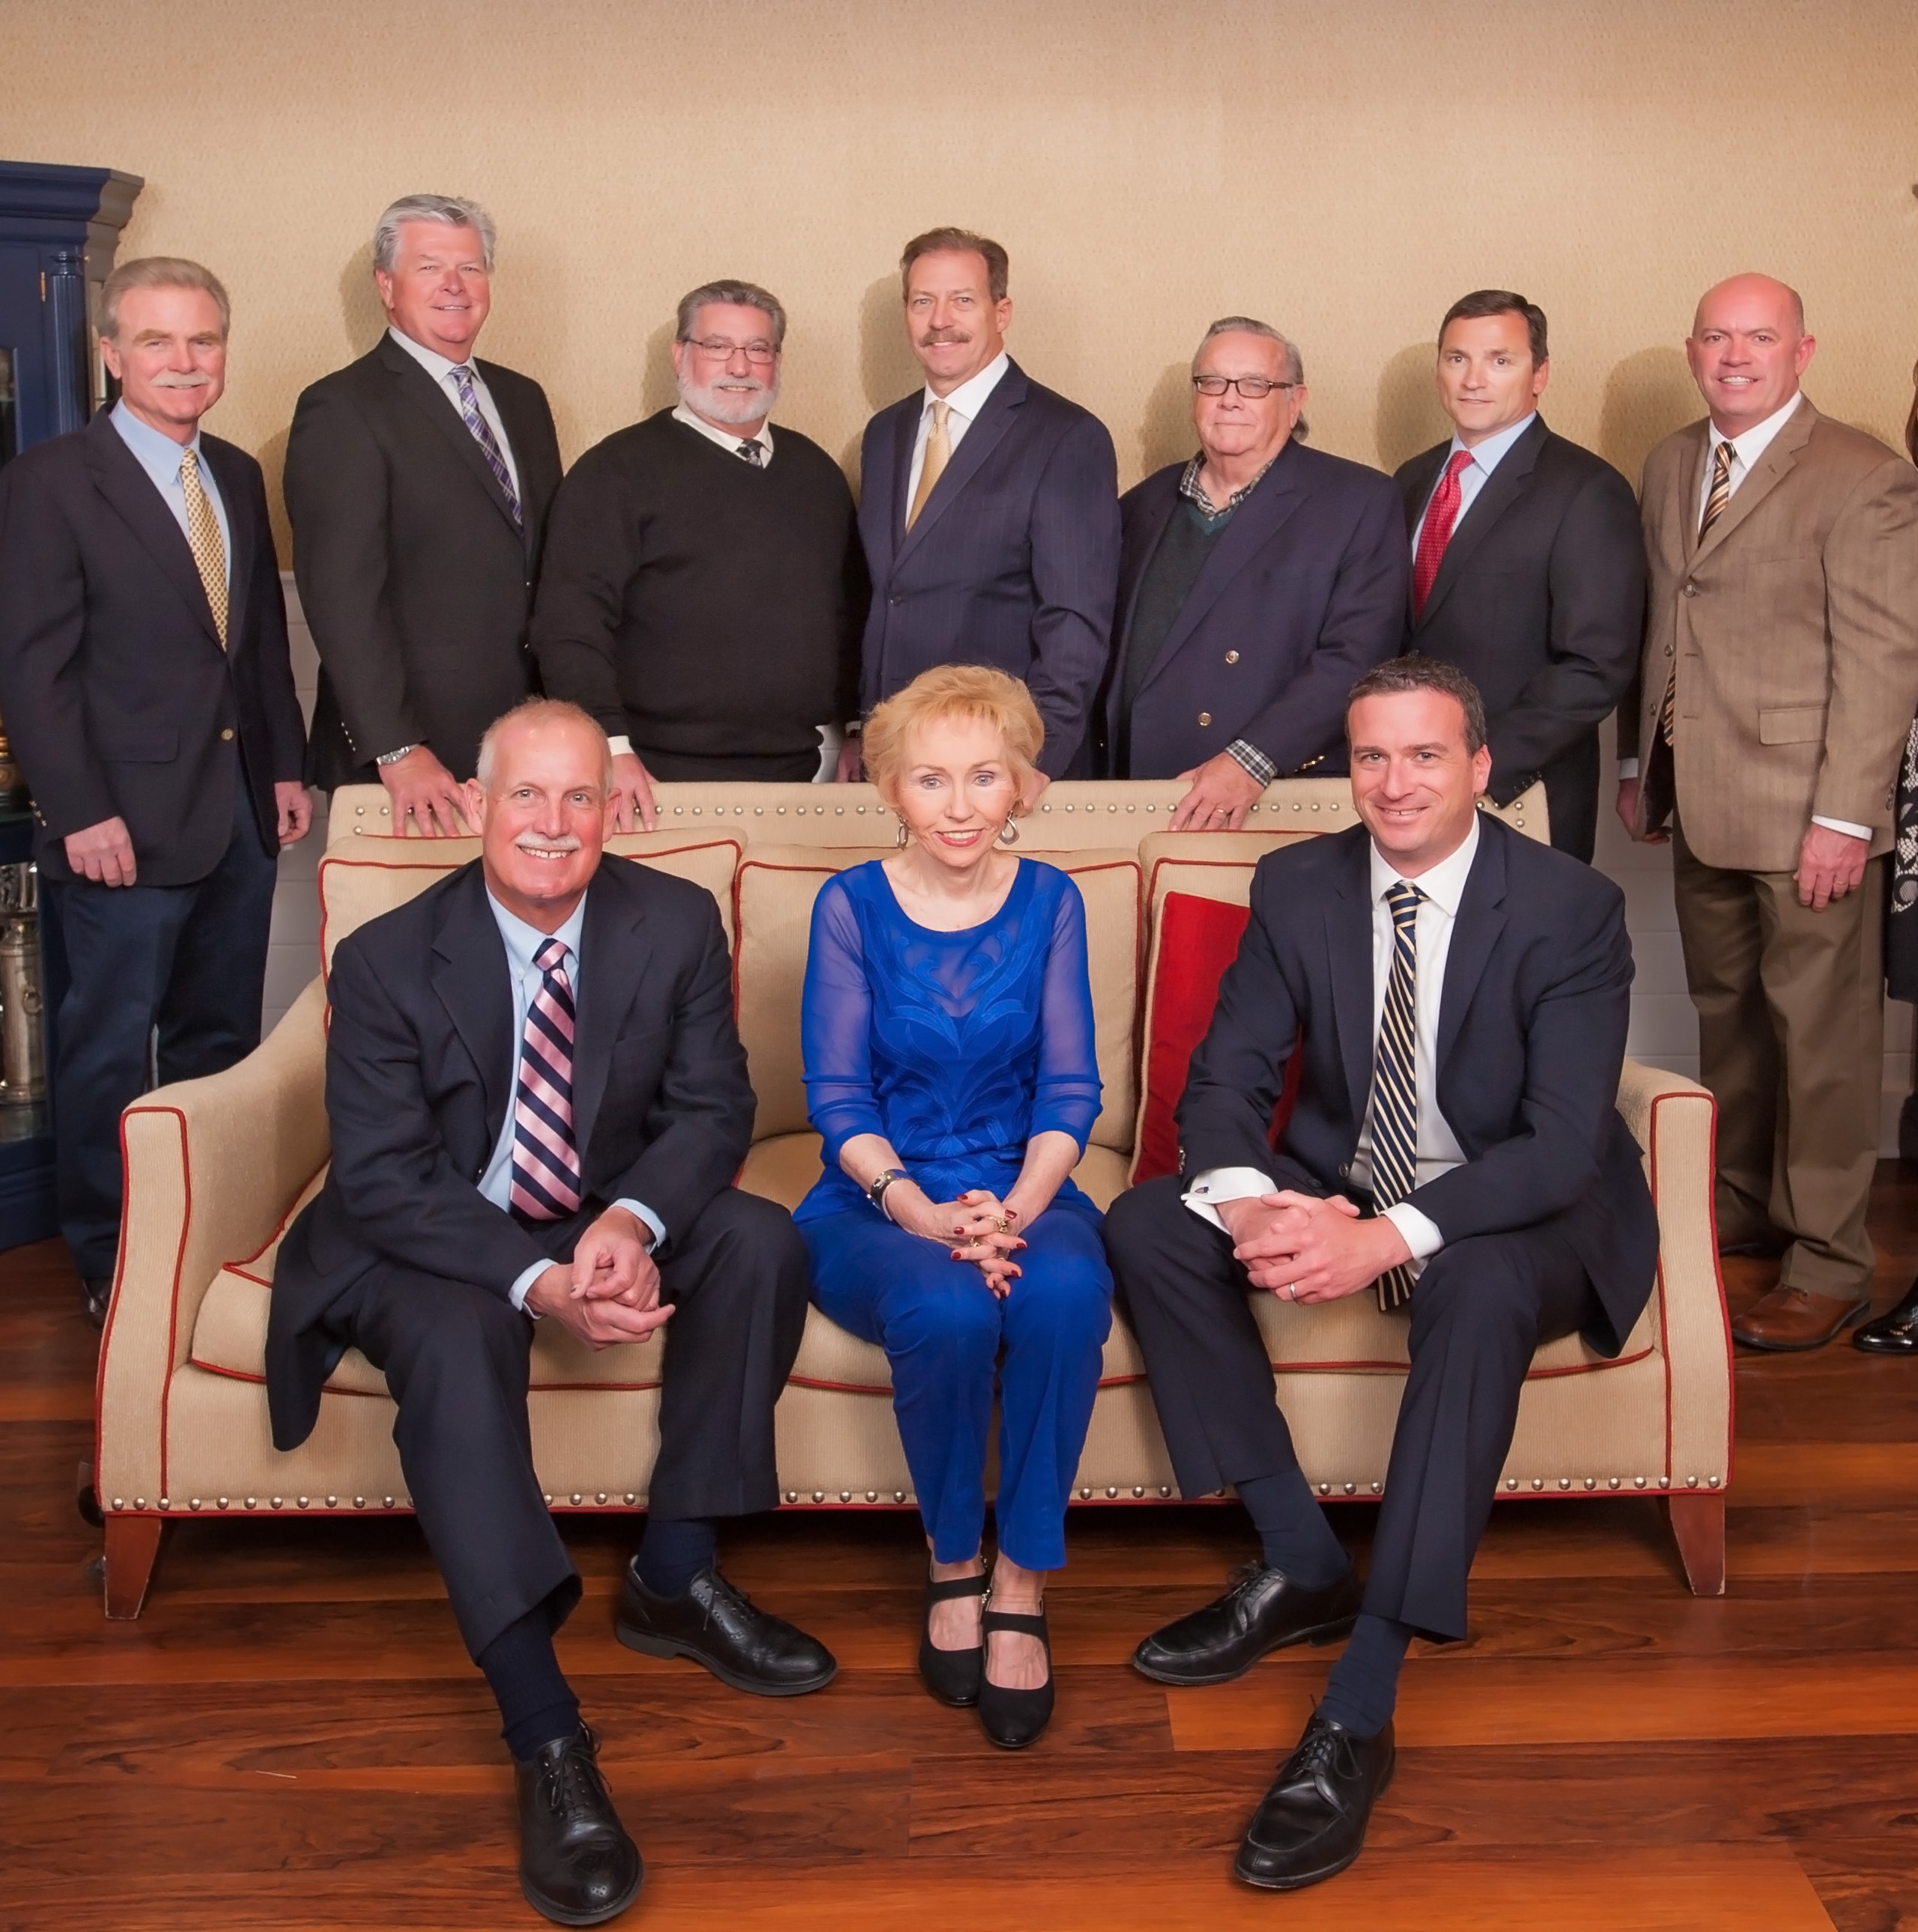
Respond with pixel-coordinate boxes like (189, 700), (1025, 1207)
(95, 976), (330, 1509)
(1615, 1057), (1732, 1490)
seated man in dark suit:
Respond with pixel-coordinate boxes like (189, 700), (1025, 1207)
(1396, 291), (1644, 860)
(1096, 319), (1406, 826)
(850, 226), (1120, 778)
(266, 699), (834, 1926)
(1103, 657), (1657, 1891)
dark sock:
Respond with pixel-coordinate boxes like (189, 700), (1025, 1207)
(1234, 1470), (1350, 1589)
(1318, 1612), (1414, 1740)
(476, 1606), (580, 1762)
(634, 1516), (718, 1598)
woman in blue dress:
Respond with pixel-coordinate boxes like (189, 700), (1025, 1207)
(795, 665), (1114, 1749)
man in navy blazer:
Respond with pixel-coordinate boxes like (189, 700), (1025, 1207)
(1104, 658), (1655, 1889)
(850, 228), (1119, 778)
(1097, 319), (1407, 827)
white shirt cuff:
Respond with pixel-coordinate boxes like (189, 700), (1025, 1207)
(615, 1197), (667, 1250)
(508, 1258), (550, 1314)
(1182, 1166), (1277, 1231)
(1811, 814), (1872, 842)
(1616, 758), (1640, 780)
(607, 735), (634, 759)
(1381, 1201), (1445, 1266)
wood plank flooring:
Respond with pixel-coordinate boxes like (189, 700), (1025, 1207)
(5, 1170), (1918, 1931)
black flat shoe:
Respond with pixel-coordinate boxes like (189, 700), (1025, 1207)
(1132, 1561), (1361, 1686)
(919, 1569), (989, 1707)
(1234, 1711), (1395, 1892)
(977, 1598), (1054, 1749)
(515, 1725), (643, 1926)
(1856, 1277), (1918, 1353)
(616, 1561), (837, 1697)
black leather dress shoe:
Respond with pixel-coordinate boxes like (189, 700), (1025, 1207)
(1234, 1711), (1395, 1891)
(79, 1278), (110, 1331)
(616, 1561), (837, 1696)
(515, 1725), (643, 1926)
(1132, 1562), (1361, 1686)
(1855, 1278), (1918, 1353)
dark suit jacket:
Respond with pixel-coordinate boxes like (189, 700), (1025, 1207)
(1397, 418), (1645, 860)
(266, 854), (754, 1449)
(0, 410), (305, 885)
(857, 359), (1120, 777)
(1099, 440), (1407, 780)
(285, 334), (563, 789)
(1178, 815), (1657, 1355)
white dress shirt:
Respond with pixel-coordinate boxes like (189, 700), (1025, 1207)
(386, 324), (521, 499)
(479, 888), (664, 1312)
(672, 400), (774, 467)
(109, 398), (232, 583)
(1618, 392), (1865, 839)
(1183, 812), (1483, 1277)
(905, 349), (1011, 511)
(1408, 411), (1538, 557)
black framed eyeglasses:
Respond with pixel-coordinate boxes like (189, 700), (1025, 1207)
(685, 337), (778, 365)
(1192, 374), (1296, 399)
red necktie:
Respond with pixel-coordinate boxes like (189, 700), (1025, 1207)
(1412, 449), (1474, 615)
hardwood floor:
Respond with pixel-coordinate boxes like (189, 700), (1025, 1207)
(4, 1175), (1918, 1930)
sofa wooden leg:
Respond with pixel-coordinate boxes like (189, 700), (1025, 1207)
(1666, 1493), (1726, 1596)
(104, 1514), (165, 1620)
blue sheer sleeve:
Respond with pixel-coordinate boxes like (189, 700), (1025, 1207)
(801, 876), (887, 1168)
(1029, 875), (1102, 1152)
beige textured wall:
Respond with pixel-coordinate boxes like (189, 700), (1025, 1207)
(6, 0), (1918, 553)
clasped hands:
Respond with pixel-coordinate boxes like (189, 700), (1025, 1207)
(892, 1184), (1027, 1298)
(1216, 1190), (1412, 1304)
(524, 1204), (672, 1349)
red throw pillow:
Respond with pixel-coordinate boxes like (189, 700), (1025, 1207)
(1134, 891), (1299, 1184)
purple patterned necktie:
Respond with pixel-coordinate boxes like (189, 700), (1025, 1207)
(449, 363), (523, 527)
(509, 938), (583, 1221)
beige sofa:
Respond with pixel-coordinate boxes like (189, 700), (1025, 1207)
(94, 777), (1733, 1618)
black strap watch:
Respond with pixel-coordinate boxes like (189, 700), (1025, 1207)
(865, 1168), (907, 1218)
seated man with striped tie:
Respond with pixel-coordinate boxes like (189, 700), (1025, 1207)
(265, 697), (833, 1927)
(1102, 657), (1657, 1893)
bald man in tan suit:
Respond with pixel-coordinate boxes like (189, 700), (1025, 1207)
(1618, 275), (1918, 1351)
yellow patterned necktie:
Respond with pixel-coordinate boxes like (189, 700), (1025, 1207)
(1660, 440), (1737, 746)
(905, 399), (951, 530)
(179, 447), (228, 650)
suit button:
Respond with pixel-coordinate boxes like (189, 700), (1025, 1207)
(888, 595), (902, 607)
(219, 728), (235, 741)
(1682, 583), (1699, 597)
(1224, 651), (1240, 665)
(1198, 712), (1212, 727)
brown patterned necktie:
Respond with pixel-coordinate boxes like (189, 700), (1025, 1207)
(906, 399), (951, 530)
(178, 448), (228, 649)
(1660, 440), (1737, 745)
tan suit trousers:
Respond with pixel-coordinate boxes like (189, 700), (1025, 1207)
(1672, 819), (1884, 1300)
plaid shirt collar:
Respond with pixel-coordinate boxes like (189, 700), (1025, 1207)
(1179, 451), (1278, 522)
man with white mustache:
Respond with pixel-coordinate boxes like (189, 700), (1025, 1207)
(532, 280), (867, 830)
(0, 256), (309, 1328)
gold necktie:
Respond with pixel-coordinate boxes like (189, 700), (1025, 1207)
(180, 448), (228, 649)
(905, 399), (951, 530)
(1660, 440), (1737, 746)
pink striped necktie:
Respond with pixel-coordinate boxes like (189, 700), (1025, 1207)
(509, 938), (583, 1222)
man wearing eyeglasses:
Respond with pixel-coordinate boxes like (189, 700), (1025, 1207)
(532, 280), (867, 830)
(1095, 318), (1406, 827)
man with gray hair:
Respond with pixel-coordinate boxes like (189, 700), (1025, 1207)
(285, 193), (562, 830)
(0, 257), (309, 1325)
(532, 279), (864, 827)
(1094, 318), (1406, 827)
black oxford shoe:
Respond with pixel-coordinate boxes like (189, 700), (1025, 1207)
(1234, 1711), (1395, 1891)
(79, 1278), (110, 1331)
(616, 1561), (837, 1696)
(515, 1725), (643, 1926)
(1132, 1562), (1361, 1686)
(1855, 1278), (1918, 1354)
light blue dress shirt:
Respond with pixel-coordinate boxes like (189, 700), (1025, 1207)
(479, 888), (665, 1311)
(109, 398), (233, 583)
(1409, 410), (1538, 557)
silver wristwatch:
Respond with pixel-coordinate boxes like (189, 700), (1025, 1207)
(376, 744), (422, 766)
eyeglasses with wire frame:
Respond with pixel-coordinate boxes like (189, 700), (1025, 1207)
(1192, 374), (1297, 399)
(684, 337), (779, 364)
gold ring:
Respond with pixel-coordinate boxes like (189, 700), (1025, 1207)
(992, 1216), (1013, 1235)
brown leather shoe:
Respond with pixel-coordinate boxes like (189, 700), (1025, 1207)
(1731, 1286), (1870, 1352)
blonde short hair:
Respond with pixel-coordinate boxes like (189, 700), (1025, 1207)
(100, 257), (231, 342)
(862, 664), (1044, 806)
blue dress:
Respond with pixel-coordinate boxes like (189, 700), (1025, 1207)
(796, 858), (1114, 1571)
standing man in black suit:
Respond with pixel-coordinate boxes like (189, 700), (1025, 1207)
(1395, 291), (1644, 860)
(286, 194), (563, 830)
(1103, 658), (1656, 1891)
(0, 258), (309, 1327)
(267, 699), (834, 1925)
(1097, 318), (1406, 824)
(533, 279), (865, 831)
(849, 227), (1120, 779)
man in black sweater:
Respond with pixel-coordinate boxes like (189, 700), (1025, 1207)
(532, 280), (867, 827)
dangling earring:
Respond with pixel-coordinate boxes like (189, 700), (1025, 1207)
(895, 817), (911, 849)
(998, 815), (1021, 846)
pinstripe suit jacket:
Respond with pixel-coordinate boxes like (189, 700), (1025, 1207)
(857, 359), (1120, 776)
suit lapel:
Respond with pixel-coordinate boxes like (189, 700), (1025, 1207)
(1690, 398), (1816, 568)
(431, 868), (515, 1147)
(83, 413), (223, 649)
(1436, 817), (1508, 1072)
(1414, 417), (1548, 631)
(1325, 832), (1377, 1128)
(571, 863), (648, 1157)
(200, 437), (255, 643)
(893, 360), (1027, 565)
(379, 335), (523, 537)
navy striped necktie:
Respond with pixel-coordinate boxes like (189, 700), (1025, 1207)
(1369, 881), (1423, 1311)
(449, 363), (523, 527)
